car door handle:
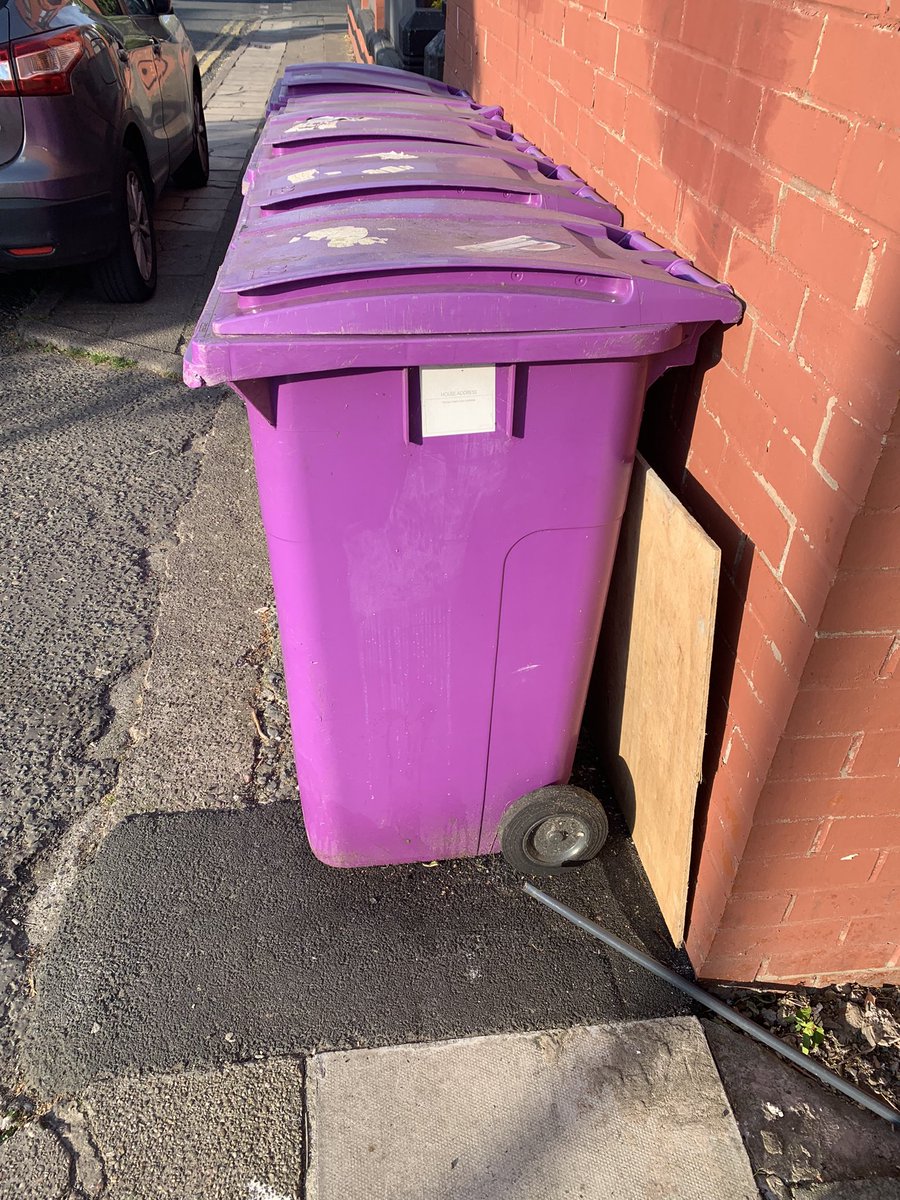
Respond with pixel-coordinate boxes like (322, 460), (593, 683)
(117, 46), (129, 62)
(151, 39), (162, 56)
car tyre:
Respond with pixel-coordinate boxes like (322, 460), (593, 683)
(92, 150), (157, 303)
(172, 86), (210, 189)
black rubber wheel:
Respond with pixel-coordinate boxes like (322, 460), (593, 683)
(498, 785), (609, 876)
(91, 151), (157, 303)
(172, 86), (209, 189)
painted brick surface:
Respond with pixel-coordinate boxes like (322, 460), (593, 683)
(445, 0), (900, 985)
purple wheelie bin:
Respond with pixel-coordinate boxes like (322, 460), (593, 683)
(266, 61), (475, 113)
(186, 182), (741, 876)
(244, 144), (622, 224)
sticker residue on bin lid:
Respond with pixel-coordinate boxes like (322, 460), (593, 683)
(455, 235), (564, 253)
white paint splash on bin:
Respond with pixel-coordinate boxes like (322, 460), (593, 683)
(285, 114), (376, 132)
(361, 165), (416, 175)
(357, 150), (419, 160)
(301, 226), (388, 248)
(455, 234), (563, 253)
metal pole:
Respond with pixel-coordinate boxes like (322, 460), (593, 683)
(523, 882), (900, 1130)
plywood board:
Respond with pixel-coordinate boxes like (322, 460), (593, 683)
(594, 457), (720, 944)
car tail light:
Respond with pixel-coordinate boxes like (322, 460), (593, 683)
(0, 28), (85, 97)
(0, 49), (14, 97)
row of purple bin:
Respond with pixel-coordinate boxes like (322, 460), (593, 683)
(185, 63), (742, 874)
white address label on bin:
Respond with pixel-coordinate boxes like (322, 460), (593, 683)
(420, 366), (496, 438)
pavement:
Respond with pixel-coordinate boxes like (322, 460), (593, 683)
(1, 7), (899, 1199)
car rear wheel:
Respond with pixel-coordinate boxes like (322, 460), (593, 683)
(92, 151), (157, 303)
(172, 86), (210, 189)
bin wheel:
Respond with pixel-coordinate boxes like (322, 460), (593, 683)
(498, 785), (608, 876)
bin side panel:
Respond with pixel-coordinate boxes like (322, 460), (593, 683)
(245, 358), (646, 869)
(246, 368), (504, 867)
(479, 360), (645, 851)
(479, 525), (621, 852)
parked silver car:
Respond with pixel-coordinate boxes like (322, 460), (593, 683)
(0, 0), (207, 300)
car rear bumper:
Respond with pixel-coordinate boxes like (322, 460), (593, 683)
(0, 192), (117, 269)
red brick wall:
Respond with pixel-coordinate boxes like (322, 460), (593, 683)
(445, 0), (900, 984)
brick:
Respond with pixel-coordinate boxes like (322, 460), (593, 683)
(811, 17), (900, 127)
(865, 244), (900, 341)
(755, 92), (851, 193)
(522, 0), (565, 42)
(721, 313), (754, 375)
(803, 634), (897, 689)
(707, 917), (850, 965)
(714, 439), (793, 568)
(788, 882), (900, 923)
(837, 122), (900, 235)
(779, 534), (839, 630)
(731, 847), (880, 894)
(623, 90), (666, 162)
(769, 735), (853, 781)
(745, 557), (816, 686)
(662, 117), (717, 192)
(636, 0), (684, 41)
(874, 850), (900, 886)
(722, 890), (793, 927)
(745, 335), (826, 456)
(795, 297), (900, 430)
(681, 0), (741, 64)
(710, 148), (780, 242)
(841, 511), (900, 572)
(601, 134), (639, 205)
(741, 818), (822, 859)
(563, 5), (617, 68)
(554, 88), (583, 146)
(723, 663), (789, 776)
(634, 159), (682, 236)
(844, 915), (900, 951)
(549, 44), (595, 107)
(820, 570), (900, 634)
(695, 61), (762, 148)
(736, 3), (822, 89)
(865, 438), (900, 511)
(698, 948), (765, 982)
(817, 403), (886, 508)
(786, 681), (900, 738)
(727, 236), (806, 342)
(592, 70), (628, 135)
(677, 194), (735, 279)
(821, 814), (900, 855)
(754, 774), (893, 823)
(614, 25), (654, 90)
(652, 43), (702, 114)
(851, 729), (900, 776)
(777, 189), (873, 309)
(761, 947), (897, 983)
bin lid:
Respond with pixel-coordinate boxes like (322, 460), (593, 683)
(257, 114), (513, 154)
(263, 93), (509, 130)
(272, 62), (467, 100)
(244, 146), (620, 224)
(200, 196), (740, 339)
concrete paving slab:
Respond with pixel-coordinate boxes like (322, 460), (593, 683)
(81, 1059), (305, 1200)
(307, 1018), (758, 1200)
(703, 1019), (900, 1199)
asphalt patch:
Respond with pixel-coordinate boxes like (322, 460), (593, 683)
(26, 801), (692, 1093)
